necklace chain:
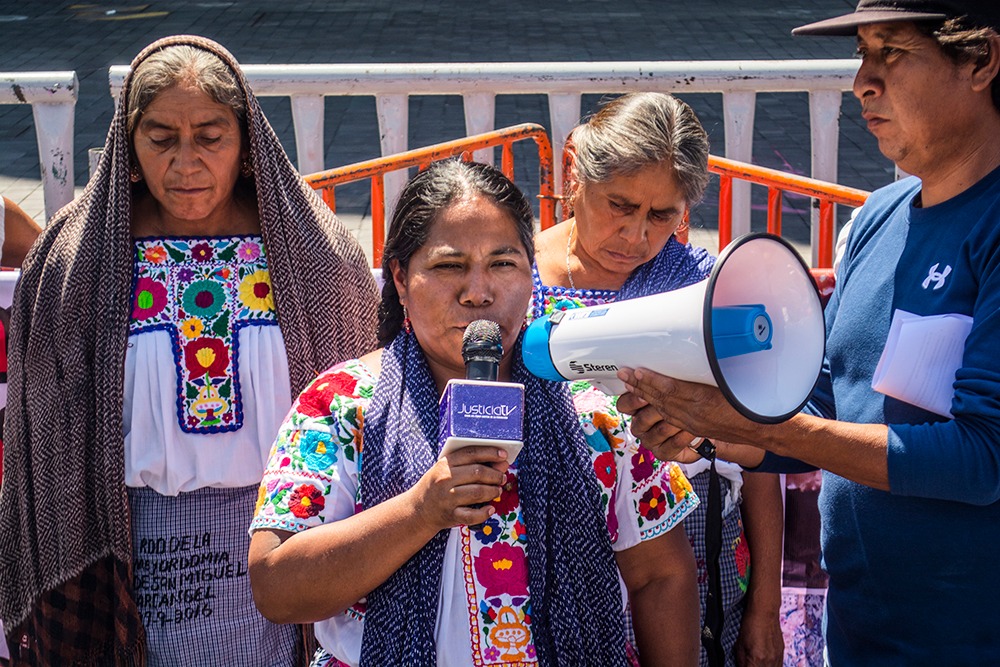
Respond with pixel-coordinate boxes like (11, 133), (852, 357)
(565, 220), (576, 291)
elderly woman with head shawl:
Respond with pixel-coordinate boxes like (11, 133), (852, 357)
(0, 36), (378, 665)
(532, 92), (784, 667)
(248, 159), (701, 666)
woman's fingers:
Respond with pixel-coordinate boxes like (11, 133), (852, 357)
(418, 446), (512, 529)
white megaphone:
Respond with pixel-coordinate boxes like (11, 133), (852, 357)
(522, 233), (825, 423)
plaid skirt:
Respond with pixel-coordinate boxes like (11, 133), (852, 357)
(684, 470), (747, 667)
(128, 484), (298, 667)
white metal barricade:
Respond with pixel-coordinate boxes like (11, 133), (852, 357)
(1, 72), (78, 221)
(109, 60), (860, 264)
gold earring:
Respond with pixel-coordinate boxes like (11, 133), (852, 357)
(130, 167), (142, 183)
(241, 157), (253, 178)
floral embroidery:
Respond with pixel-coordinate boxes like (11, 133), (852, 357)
(631, 448), (654, 482)
(238, 269), (275, 312)
(143, 245), (167, 264)
(638, 486), (668, 521)
(466, 520), (536, 665)
(569, 378), (699, 543)
(184, 337), (229, 378)
(183, 280), (225, 319)
(288, 483), (326, 519)
(130, 236), (277, 434)
(734, 528), (751, 593)
(474, 517), (502, 545)
(132, 277), (168, 320)
(669, 463), (695, 500)
(459, 466), (538, 664)
(237, 240), (261, 261)
(191, 242), (214, 262)
(593, 451), (616, 488)
(475, 542), (529, 599)
(295, 370), (361, 421)
(300, 430), (338, 472)
(492, 473), (520, 516)
(253, 355), (691, 666)
(511, 514), (527, 544)
(180, 317), (204, 339)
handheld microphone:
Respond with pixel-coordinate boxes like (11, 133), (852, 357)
(462, 320), (502, 381)
(438, 319), (524, 463)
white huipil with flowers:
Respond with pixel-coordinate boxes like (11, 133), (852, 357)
(250, 360), (699, 667)
(125, 235), (291, 493)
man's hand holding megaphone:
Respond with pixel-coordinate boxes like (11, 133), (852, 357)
(617, 367), (767, 469)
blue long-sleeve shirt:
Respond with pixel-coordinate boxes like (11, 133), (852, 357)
(760, 167), (1000, 664)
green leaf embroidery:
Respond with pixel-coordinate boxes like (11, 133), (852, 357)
(212, 310), (230, 337)
(217, 242), (237, 262)
(166, 244), (187, 263)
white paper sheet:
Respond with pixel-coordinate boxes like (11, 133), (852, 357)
(872, 309), (973, 418)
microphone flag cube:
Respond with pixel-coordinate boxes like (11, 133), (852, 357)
(438, 379), (524, 461)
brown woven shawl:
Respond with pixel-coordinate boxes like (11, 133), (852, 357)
(0, 35), (378, 664)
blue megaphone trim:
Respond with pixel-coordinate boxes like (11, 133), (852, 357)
(521, 316), (566, 381)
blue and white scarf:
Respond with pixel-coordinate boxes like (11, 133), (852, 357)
(358, 330), (628, 666)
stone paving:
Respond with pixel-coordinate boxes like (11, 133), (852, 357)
(0, 0), (892, 261)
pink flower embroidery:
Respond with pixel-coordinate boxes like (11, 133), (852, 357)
(631, 448), (654, 482)
(132, 277), (168, 320)
(474, 542), (529, 599)
(237, 241), (262, 261)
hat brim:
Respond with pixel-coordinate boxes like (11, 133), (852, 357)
(792, 9), (948, 36)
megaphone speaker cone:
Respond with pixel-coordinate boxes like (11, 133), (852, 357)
(520, 233), (825, 424)
(705, 233), (825, 423)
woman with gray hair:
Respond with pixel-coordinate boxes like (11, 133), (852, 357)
(0, 35), (378, 665)
(532, 92), (784, 667)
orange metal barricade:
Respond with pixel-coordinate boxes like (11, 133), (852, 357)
(305, 123), (556, 267)
(709, 155), (870, 269)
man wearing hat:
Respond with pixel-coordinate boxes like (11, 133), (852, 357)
(617, 1), (1000, 663)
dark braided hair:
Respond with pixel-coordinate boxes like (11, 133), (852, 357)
(377, 160), (535, 345)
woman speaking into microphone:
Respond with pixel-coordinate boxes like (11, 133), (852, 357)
(248, 159), (700, 666)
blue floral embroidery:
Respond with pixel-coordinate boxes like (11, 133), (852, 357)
(300, 430), (339, 472)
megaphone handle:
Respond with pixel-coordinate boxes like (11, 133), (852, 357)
(695, 439), (717, 461)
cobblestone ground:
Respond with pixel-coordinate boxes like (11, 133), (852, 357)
(0, 0), (888, 257)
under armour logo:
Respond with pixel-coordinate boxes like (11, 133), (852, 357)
(922, 263), (951, 290)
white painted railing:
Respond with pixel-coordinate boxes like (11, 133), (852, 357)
(110, 60), (861, 265)
(1, 72), (78, 221)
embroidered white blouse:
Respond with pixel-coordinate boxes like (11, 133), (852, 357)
(124, 236), (291, 494)
(250, 359), (700, 667)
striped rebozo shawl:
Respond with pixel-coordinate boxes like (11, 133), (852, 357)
(0, 35), (378, 665)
